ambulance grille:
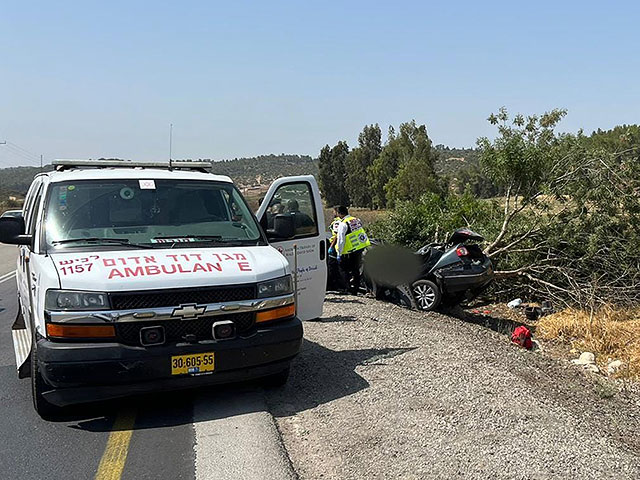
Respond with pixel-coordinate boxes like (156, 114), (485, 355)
(110, 285), (256, 310)
(115, 312), (255, 346)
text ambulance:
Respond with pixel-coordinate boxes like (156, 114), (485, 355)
(0, 160), (327, 418)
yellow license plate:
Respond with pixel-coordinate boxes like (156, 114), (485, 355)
(171, 352), (215, 375)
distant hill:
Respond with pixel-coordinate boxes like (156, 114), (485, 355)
(0, 155), (318, 198)
(0, 149), (477, 208)
(433, 145), (480, 175)
(204, 154), (318, 187)
(0, 165), (53, 196)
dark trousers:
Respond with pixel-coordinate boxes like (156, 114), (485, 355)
(339, 250), (362, 294)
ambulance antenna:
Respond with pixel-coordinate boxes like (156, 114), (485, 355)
(169, 123), (173, 169)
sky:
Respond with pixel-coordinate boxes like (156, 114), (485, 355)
(1, 1), (639, 167)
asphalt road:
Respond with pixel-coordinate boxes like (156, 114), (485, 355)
(0, 244), (294, 480)
(0, 244), (18, 276)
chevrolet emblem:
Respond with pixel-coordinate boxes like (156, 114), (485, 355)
(171, 304), (207, 319)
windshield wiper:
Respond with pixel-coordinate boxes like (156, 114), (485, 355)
(52, 237), (154, 249)
(151, 235), (223, 241)
(150, 235), (255, 247)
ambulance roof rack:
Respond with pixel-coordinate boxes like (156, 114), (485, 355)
(52, 159), (213, 173)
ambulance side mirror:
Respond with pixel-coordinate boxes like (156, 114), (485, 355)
(0, 217), (31, 245)
(268, 214), (295, 240)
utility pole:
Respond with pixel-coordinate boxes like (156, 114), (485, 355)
(40, 154), (43, 171)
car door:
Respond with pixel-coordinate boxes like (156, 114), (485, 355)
(12, 179), (44, 374)
(256, 176), (327, 321)
(17, 179), (42, 325)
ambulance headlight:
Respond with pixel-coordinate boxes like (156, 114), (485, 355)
(45, 290), (110, 311)
(257, 275), (293, 298)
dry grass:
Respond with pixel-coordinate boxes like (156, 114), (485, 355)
(322, 207), (387, 229)
(537, 306), (640, 379)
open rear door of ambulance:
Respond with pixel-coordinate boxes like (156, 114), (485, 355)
(256, 176), (327, 321)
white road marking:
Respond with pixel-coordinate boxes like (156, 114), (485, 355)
(0, 271), (16, 285)
(0, 270), (16, 281)
(194, 389), (296, 480)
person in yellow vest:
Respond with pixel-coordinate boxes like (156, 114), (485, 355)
(334, 205), (371, 294)
(326, 209), (345, 290)
(327, 209), (342, 253)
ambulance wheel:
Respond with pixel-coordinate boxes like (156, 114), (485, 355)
(262, 367), (290, 388)
(31, 344), (58, 420)
(411, 280), (441, 311)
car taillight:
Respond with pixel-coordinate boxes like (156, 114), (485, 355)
(456, 246), (469, 257)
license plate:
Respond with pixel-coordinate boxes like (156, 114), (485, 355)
(171, 352), (215, 375)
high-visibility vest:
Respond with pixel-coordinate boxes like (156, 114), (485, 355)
(329, 216), (341, 243)
(340, 215), (371, 254)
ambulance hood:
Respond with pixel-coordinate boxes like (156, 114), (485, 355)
(51, 246), (289, 292)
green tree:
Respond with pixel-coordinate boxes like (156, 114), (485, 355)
(330, 141), (351, 206)
(476, 107), (568, 255)
(317, 145), (334, 204)
(345, 124), (382, 207)
(317, 142), (350, 206)
(372, 120), (439, 207)
(369, 126), (399, 209)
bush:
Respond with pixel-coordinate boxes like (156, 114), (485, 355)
(368, 191), (500, 250)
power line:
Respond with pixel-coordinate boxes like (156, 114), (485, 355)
(7, 141), (39, 159)
(0, 139), (44, 167)
(1, 146), (41, 166)
(4, 144), (38, 160)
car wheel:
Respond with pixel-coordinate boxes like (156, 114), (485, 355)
(31, 343), (59, 420)
(262, 367), (290, 388)
(411, 280), (441, 311)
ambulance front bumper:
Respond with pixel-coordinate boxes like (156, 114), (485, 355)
(36, 317), (302, 407)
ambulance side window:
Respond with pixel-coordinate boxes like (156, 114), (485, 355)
(22, 180), (40, 230)
(266, 182), (318, 238)
(22, 180), (43, 248)
(27, 184), (43, 236)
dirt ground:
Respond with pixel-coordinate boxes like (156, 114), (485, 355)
(266, 293), (640, 480)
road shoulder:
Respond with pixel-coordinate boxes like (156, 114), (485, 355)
(267, 293), (640, 480)
(194, 388), (296, 480)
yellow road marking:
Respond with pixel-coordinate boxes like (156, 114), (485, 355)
(95, 409), (136, 480)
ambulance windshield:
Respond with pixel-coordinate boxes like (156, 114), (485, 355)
(44, 179), (265, 250)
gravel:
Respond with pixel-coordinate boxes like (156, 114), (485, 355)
(265, 293), (640, 480)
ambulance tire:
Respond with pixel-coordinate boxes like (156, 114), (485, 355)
(31, 343), (59, 420)
(262, 367), (290, 388)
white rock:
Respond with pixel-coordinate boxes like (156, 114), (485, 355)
(571, 351), (596, 365)
(584, 364), (600, 374)
(507, 298), (523, 309)
(607, 360), (624, 375)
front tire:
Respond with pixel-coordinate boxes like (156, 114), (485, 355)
(31, 343), (59, 420)
(412, 280), (441, 311)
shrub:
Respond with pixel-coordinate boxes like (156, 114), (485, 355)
(368, 191), (500, 250)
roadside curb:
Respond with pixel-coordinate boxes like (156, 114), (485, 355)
(193, 388), (297, 480)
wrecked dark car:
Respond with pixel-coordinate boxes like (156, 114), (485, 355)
(363, 228), (494, 311)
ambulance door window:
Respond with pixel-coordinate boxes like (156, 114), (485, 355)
(266, 182), (318, 238)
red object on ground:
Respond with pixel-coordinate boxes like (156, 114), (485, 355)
(511, 326), (533, 350)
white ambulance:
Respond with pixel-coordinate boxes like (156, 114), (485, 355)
(0, 160), (327, 418)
